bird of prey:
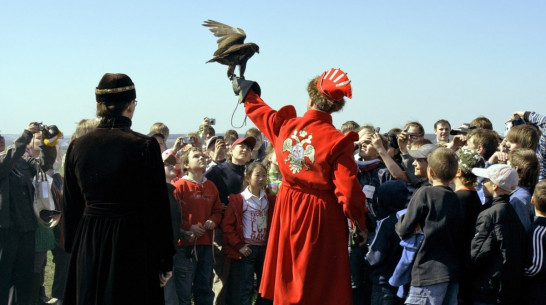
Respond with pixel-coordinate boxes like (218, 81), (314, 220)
(203, 20), (259, 79)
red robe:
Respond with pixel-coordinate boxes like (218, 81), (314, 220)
(244, 91), (367, 305)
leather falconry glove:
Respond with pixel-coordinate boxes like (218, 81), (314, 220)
(231, 76), (261, 103)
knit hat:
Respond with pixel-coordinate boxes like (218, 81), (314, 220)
(408, 144), (438, 159)
(456, 148), (485, 174)
(95, 73), (136, 105)
(316, 68), (352, 101)
(472, 164), (518, 192)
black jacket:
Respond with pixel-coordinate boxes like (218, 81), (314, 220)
(0, 130), (56, 230)
(366, 180), (407, 285)
(205, 161), (245, 205)
(470, 194), (526, 305)
(395, 185), (464, 286)
(62, 116), (174, 305)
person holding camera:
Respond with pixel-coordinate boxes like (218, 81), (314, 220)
(198, 117), (216, 150)
(62, 73), (174, 305)
(0, 122), (57, 305)
(502, 110), (545, 181)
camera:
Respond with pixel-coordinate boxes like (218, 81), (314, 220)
(182, 136), (195, 144)
(209, 118), (216, 125)
(512, 114), (525, 127)
(404, 127), (419, 137)
(35, 123), (45, 131)
(33, 123), (60, 139)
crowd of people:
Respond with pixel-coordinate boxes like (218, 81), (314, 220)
(0, 70), (545, 305)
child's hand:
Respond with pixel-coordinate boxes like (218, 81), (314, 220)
(204, 220), (216, 230)
(489, 151), (509, 164)
(159, 271), (172, 287)
(357, 230), (368, 246)
(239, 245), (252, 257)
(190, 224), (206, 238)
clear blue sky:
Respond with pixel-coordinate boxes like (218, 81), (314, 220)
(1, 1), (545, 137)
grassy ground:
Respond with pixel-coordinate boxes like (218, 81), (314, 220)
(44, 251), (55, 297)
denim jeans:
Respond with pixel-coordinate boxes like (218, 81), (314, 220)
(174, 245), (215, 305)
(405, 282), (458, 305)
(371, 284), (404, 305)
(239, 245), (272, 305)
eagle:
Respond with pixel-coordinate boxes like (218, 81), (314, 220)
(203, 20), (259, 79)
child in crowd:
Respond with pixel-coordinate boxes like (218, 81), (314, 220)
(490, 124), (539, 164)
(509, 148), (539, 232)
(353, 125), (393, 304)
(205, 136), (255, 305)
(221, 162), (275, 305)
(173, 147), (223, 305)
(511, 110), (546, 180)
(470, 164), (526, 305)
(163, 154), (183, 305)
(262, 143), (281, 196)
(523, 180), (546, 305)
(453, 148), (485, 305)
(395, 148), (463, 305)
(407, 142), (437, 189)
(245, 128), (266, 162)
(398, 122), (427, 187)
(464, 129), (499, 161)
(366, 180), (408, 305)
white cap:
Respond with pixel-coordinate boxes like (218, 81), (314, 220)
(471, 164), (518, 192)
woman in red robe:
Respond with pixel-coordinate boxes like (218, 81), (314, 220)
(232, 68), (368, 305)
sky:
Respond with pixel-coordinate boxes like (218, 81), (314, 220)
(1, 1), (545, 138)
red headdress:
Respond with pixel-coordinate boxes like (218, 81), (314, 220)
(316, 68), (352, 101)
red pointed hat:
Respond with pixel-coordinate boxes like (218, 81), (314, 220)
(316, 68), (352, 101)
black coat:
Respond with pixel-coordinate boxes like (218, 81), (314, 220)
(62, 116), (174, 305)
(0, 130), (56, 230)
(470, 194), (526, 305)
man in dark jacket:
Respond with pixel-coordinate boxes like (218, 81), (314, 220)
(0, 123), (56, 305)
(471, 164), (526, 305)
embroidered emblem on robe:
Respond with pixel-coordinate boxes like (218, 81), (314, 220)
(282, 129), (315, 174)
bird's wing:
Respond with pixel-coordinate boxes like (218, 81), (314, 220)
(203, 20), (247, 56)
(217, 44), (251, 56)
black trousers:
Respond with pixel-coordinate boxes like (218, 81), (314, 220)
(0, 229), (35, 305)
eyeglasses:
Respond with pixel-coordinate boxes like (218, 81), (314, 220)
(133, 99), (138, 106)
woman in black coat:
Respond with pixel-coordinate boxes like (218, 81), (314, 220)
(62, 73), (174, 305)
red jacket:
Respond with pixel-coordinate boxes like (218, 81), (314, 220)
(221, 192), (276, 259)
(173, 177), (222, 246)
(244, 91), (368, 305)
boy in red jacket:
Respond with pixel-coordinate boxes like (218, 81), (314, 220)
(173, 147), (223, 305)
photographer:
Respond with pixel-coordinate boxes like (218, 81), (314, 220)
(397, 121), (425, 187)
(506, 110), (545, 181)
(0, 122), (57, 305)
(198, 117), (216, 150)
